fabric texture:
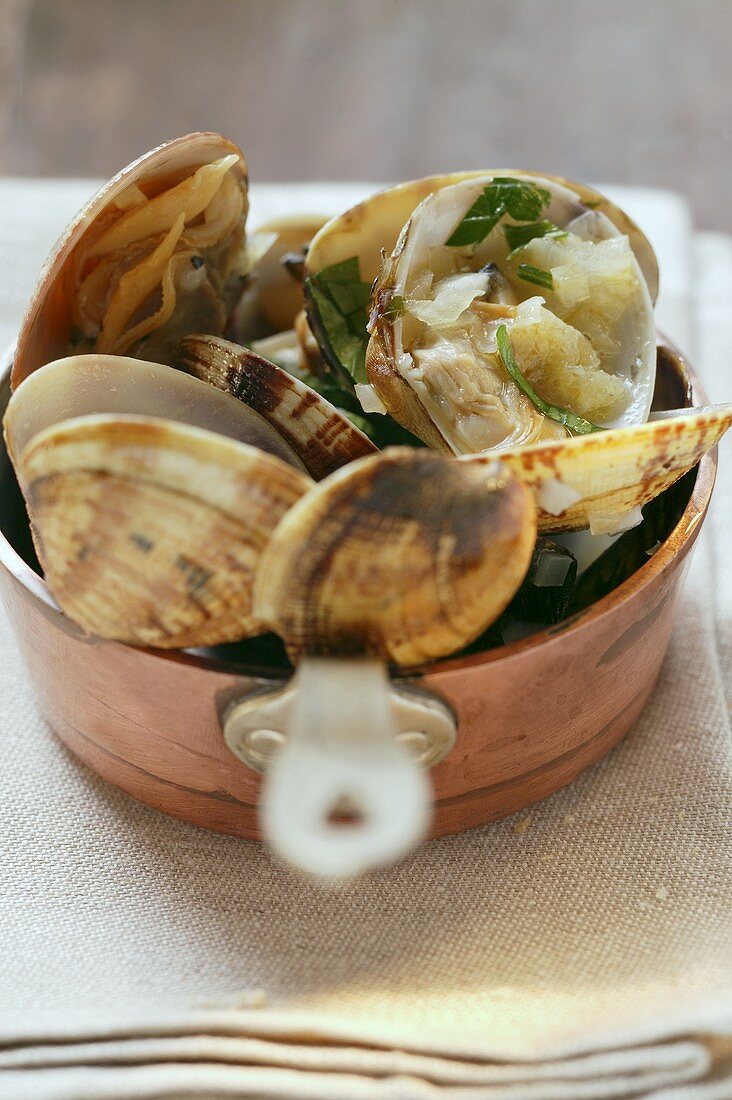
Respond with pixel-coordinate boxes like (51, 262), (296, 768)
(0, 181), (729, 1100)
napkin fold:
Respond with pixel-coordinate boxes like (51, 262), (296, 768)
(0, 182), (729, 1100)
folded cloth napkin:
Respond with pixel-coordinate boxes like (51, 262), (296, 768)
(0, 181), (729, 1100)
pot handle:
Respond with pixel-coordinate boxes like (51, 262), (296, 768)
(223, 657), (456, 878)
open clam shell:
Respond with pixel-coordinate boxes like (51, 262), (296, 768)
(306, 173), (657, 303)
(178, 333), (377, 479)
(12, 132), (249, 387)
(16, 416), (311, 648)
(364, 174), (657, 454)
(304, 174), (657, 422)
(463, 402), (732, 534)
(254, 448), (537, 667)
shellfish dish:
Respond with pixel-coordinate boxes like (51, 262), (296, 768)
(3, 133), (730, 876)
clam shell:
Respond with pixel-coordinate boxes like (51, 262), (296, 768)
(12, 132), (248, 388)
(254, 449), (537, 667)
(462, 403), (732, 533)
(365, 174), (657, 453)
(305, 173), (658, 300)
(4, 353), (306, 473)
(305, 173), (657, 385)
(18, 416), (311, 648)
(178, 334), (377, 479)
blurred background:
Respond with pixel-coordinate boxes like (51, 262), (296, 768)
(0, 0), (731, 229)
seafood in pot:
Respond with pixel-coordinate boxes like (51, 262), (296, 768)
(12, 132), (250, 386)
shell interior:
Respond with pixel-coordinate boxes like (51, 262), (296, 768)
(367, 174), (657, 455)
(4, 353), (306, 472)
(12, 132), (249, 388)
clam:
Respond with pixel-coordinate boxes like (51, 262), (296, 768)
(12, 132), (249, 387)
(255, 448), (536, 665)
(249, 448), (536, 875)
(303, 173), (731, 535)
(304, 172), (657, 411)
(178, 333), (377, 479)
(363, 174), (657, 453)
(5, 355), (311, 647)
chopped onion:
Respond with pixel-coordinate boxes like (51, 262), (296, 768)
(355, 383), (387, 414)
(566, 209), (616, 242)
(113, 183), (147, 211)
(536, 477), (583, 516)
(533, 551), (574, 588)
(407, 272), (490, 326)
(589, 505), (644, 536)
(551, 264), (590, 308)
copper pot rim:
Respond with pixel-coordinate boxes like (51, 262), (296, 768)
(0, 345), (717, 681)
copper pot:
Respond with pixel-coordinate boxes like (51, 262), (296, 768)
(0, 342), (715, 842)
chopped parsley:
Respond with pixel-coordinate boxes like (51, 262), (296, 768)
(516, 263), (554, 290)
(495, 325), (602, 435)
(446, 177), (552, 247)
(505, 220), (568, 256)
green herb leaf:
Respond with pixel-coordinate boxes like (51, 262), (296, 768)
(495, 325), (602, 435)
(307, 281), (368, 382)
(304, 256), (372, 384)
(495, 177), (552, 221)
(446, 177), (551, 248)
(516, 263), (554, 290)
(505, 220), (568, 256)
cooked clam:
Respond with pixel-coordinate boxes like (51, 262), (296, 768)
(304, 174), (657, 428)
(178, 333), (376, 479)
(12, 132), (249, 387)
(5, 354), (311, 647)
(16, 417), (310, 648)
(364, 174), (657, 454)
(255, 448), (537, 666)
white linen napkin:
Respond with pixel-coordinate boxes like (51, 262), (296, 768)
(0, 180), (729, 1100)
